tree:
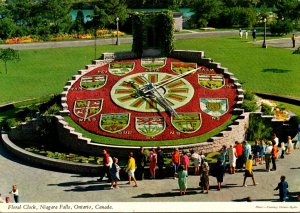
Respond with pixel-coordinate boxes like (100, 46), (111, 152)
(93, 0), (128, 28)
(191, 0), (223, 28)
(39, 0), (73, 34)
(0, 48), (20, 74)
(72, 10), (85, 34)
(273, 0), (299, 20)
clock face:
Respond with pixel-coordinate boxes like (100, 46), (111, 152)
(66, 57), (239, 141)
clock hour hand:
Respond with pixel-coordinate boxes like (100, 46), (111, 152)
(139, 74), (179, 117)
(142, 68), (198, 94)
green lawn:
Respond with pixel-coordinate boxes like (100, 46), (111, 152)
(0, 44), (131, 105)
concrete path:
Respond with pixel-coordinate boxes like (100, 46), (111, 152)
(1, 141), (300, 203)
(252, 36), (300, 50)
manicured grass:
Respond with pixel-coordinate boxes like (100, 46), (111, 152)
(0, 43), (131, 105)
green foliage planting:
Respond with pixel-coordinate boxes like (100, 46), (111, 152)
(247, 113), (273, 141)
(242, 100), (258, 112)
(131, 11), (174, 56)
(261, 103), (274, 115)
(243, 90), (255, 101)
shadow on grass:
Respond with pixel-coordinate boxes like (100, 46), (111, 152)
(262, 68), (291, 73)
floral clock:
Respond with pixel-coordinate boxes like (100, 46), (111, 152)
(66, 57), (239, 142)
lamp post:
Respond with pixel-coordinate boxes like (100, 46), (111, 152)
(116, 17), (120, 45)
(262, 17), (267, 48)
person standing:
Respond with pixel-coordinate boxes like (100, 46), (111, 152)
(242, 141), (251, 168)
(0, 193), (4, 203)
(253, 139), (261, 166)
(292, 34), (296, 48)
(9, 184), (19, 203)
(125, 152), (138, 187)
(98, 149), (112, 182)
(252, 29), (256, 41)
(191, 149), (201, 175)
(286, 136), (293, 154)
(215, 159), (226, 190)
(199, 162), (210, 194)
(227, 144), (237, 174)
(273, 133), (279, 146)
(265, 141), (273, 172)
(259, 139), (266, 164)
(245, 30), (248, 39)
(274, 175), (289, 202)
(176, 165), (188, 196)
(235, 141), (243, 170)
(149, 148), (157, 179)
(110, 157), (120, 189)
(242, 155), (257, 187)
(172, 148), (180, 179)
(239, 28), (243, 38)
(181, 151), (190, 176)
(156, 147), (165, 179)
(219, 145), (227, 165)
(135, 147), (147, 180)
(271, 141), (278, 171)
(280, 141), (286, 159)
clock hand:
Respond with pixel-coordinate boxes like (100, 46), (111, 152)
(142, 68), (198, 94)
(139, 75), (179, 117)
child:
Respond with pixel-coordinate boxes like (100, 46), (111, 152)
(9, 184), (19, 203)
(274, 176), (289, 202)
(280, 141), (286, 159)
(242, 155), (257, 187)
(110, 157), (120, 189)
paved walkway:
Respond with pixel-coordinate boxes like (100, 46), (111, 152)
(1, 140), (300, 203)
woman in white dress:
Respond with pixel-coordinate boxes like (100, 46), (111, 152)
(227, 144), (237, 174)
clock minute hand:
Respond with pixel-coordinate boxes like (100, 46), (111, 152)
(139, 75), (179, 117)
(143, 68), (198, 94)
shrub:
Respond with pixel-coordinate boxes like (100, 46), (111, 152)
(293, 47), (300, 54)
(242, 99), (258, 112)
(5, 118), (20, 128)
(44, 104), (61, 115)
(244, 90), (255, 101)
(270, 19), (293, 35)
(261, 104), (273, 115)
(247, 113), (273, 141)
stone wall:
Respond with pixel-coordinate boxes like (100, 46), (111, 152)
(1, 133), (100, 174)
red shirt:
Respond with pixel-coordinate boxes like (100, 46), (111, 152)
(103, 153), (110, 165)
(235, 144), (243, 156)
(172, 151), (180, 164)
